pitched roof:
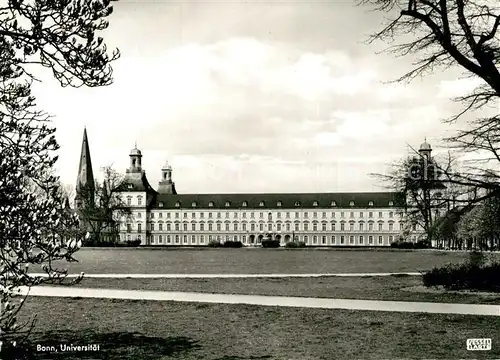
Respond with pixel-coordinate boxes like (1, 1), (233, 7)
(152, 192), (402, 210)
(123, 171), (157, 194)
(75, 128), (95, 195)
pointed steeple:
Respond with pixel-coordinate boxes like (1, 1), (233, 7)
(75, 128), (95, 208)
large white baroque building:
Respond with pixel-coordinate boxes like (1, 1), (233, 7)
(76, 129), (423, 246)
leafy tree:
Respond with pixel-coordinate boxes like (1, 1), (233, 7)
(77, 166), (132, 246)
(0, 0), (118, 352)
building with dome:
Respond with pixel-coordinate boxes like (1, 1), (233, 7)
(75, 129), (428, 247)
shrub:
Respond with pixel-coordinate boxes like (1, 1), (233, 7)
(285, 241), (306, 248)
(390, 241), (415, 249)
(207, 240), (222, 248)
(126, 239), (141, 247)
(422, 257), (500, 292)
(261, 240), (281, 248)
(415, 240), (431, 249)
(222, 241), (243, 248)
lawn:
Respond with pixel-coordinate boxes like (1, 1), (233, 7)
(44, 248), (499, 274)
(12, 297), (500, 359)
(56, 275), (500, 305)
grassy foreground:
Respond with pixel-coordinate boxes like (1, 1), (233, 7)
(14, 297), (500, 359)
(46, 248), (500, 274)
(62, 275), (500, 305)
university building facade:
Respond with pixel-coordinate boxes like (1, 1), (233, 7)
(76, 129), (425, 246)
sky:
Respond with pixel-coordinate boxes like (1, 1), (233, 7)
(29, 0), (490, 194)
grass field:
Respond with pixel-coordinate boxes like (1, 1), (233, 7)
(61, 275), (500, 305)
(45, 248), (500, 274)
(14, 297), (500, 359)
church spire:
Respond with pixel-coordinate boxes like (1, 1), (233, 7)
(75, 127), (95, 209)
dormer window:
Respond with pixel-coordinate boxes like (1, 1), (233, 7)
(208, 201), (214, 207)
(313, 201), (318, 207)
(368, 201), (374, 207)
(159, 202), (164, 208)
(191, 202), (197, 207)
(127, 184), (133, 189)
(242, 201), (247, 207)
(389, 201), (394, 206)
(259, 201), (265, 207)
(349, 201), (355, 207)
(330, 201), (337, 207)
(277, 201), (282, 207)
(225, 201), (230, 207)
(175, 201), (180, 207)
(294, 201), (301, 207)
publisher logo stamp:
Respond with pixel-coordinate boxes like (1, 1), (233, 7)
(467, 338), (492, 351)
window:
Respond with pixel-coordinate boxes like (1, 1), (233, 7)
(208, 201), (214, 207)
(304, 212), (309, 218)
(378, 236), (383, 245)
(159, 223), (163, 231)
(259, 201), (265, 207)
(400, 223), (404, 231)
(350, 212), (354, 218)
(217, 212), (221, 219)
(277, 201), (282, 207)
(151, 223), (155, 231)
(378, 212), (383, 218)
(313, 235), (318, 244)
(331, 201), (337, 207)
(322, 236), (326, 244)
(225, 201), (230, 207)
(313, 201), (318, 207)
(259, 223), (264, 231)
(234, 212), (238, 218)
(295, 223), (299, 231)
(138, 223), (142, 232)
(322, 212), (326, 218)
(242, 235), (246, 243)
(349, 222), (354, 231)
(192, 212), (196, 219)
(277, 223), (281, 231)
(304, 223), (309, 231)
(250, 212), (255, 218)
(191, 235), (196, 244)
(260, 212), (264, 218)
(183, 223), (188, 231)
(166, 213), (170, 218)
(295, 212), (300, 218)
(369, 236), (374, 244)
(208, 212), (213, 218)
(304, 235), (308, 244)
(151, 213), (155, 219)
(369, 223), (373, 231)
(250, 223), (255, 231)
(359, 212), (363, 218)
(286, 212), (290, 218)
(268, 223), (272, 231)
(242, 201), (248, 207)
(286, 223), (291, 231)
(242, 212), (246, 218)
(331, 235), (336, 244)
(192, 223), (196, 231)
(192, 202), (197, 207)
(295, 201), (300, 207)
(313, 212), (317, 218)
(225, 212), (229, 219)
(200, 212), (204, 218)
(313, 223), (317, 231)
(277, 212), (281, 218)
(359, 235), (364, 244)
(208, 223), (213, 231)
(200, 223), (205, 231)
(369, 212), (373, 218)
(340, 222), (345, 231)
(127, 197), (132, 206)
(127, 184), (133, 189)
(368, 201), (374, 207)
(200, 235), (205, 244)
(378, 223), (383, 231)
(331, 223), (336, 231)
(341, 212), (345, 218)
(175, 213), (179, 219)
(166, 223), (171, 231)
(331, 212), (336, 218)
(183, 213), (187, 218)
(158, 235), (162, 244)
(175, 223), (180, 231)
(389, 235), (393, 243)
(233, 223), (238, 231)
(175, 235), (180, 243)
(389, 223), (394, 231)
(183, 235), (188, 243)
(322, 223), (327, 231)
(349, 236), (354, 244)
(359, 223), (364, 231)
(137, 212), (142, 218)
(389, 212), (394, 218)
(340, 236), (345, 244)
(158, 202), (164, 207)
(389, 201), (394, 206)
(349, 201), (355, 207)
(175, 202), (180, 207)
(137, 196), (142, 206)
(242, 223), (247, 231)
(217, 223), (221, 231)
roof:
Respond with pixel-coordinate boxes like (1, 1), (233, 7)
(152, 192), (403, 210)
(123, 171), (157, 194)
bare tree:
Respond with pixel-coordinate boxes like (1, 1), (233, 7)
(76, 166), (131, 246)
(362, 0), (500, 194)
(0, 0), (118, 353)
